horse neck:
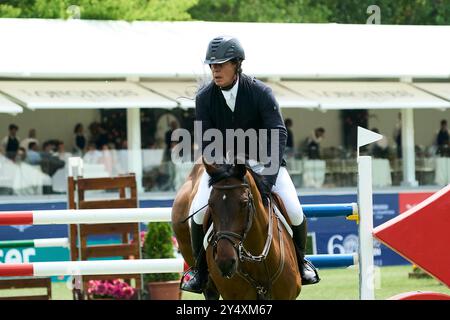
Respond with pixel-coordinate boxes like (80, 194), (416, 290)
(244, 173), (270, 250)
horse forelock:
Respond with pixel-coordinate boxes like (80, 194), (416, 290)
(207, 164), (242, 187)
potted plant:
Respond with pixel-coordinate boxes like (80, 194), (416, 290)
(143, 222), (182, 300)
(87, 279), (136, 300)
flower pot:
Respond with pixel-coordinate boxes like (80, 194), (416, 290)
(147, 280), (181, 300)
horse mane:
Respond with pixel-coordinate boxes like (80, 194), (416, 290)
(207, 164), (271, 205)
(246, 168), (271, 205)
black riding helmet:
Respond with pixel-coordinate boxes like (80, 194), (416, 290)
(204, 36), (245, 64)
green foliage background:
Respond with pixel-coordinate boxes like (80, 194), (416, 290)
(1, 0), (449, 24)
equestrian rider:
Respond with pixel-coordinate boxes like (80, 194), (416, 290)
(181, 36), (320, 293)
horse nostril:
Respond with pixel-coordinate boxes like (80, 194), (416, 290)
(217, 257), (238, 278)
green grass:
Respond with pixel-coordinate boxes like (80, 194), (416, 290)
(181, 265), (449, 300)
(1, 265), (448, 300)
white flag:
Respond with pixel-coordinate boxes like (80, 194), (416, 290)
(357, 126), (383, 149)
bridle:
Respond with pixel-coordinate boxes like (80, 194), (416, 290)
(208, 181), (286, 299)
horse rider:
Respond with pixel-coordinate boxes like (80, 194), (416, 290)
(181, 36), (320, 293)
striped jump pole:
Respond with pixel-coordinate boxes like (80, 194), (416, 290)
(0, 238), (69, 249)
(0, 203), (358, 226)
(306, 253), (358, 269)
(0, 208), (172, 226)
(0, 258), (185, 277)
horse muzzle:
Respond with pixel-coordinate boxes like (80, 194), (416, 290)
(216, 256), (237, 279)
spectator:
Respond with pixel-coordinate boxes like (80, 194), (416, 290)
(95, 125), (109, 149)
(436, 119), (449, 156)
(285, 118), (294, 157)
(73, 123), (86, 156)
(393, 112), (402, 158)
(20, 128), (39, 151)
(163, 120), (180, 161)
(1, 124), (20, 160)
(305, 127), (325, 159)
(15, 147), (27, 163)
(40, 141), (65, 177)
(26, 142), (42, 165)
(370, 128), (389, 159)
(83, 142), (102, 164)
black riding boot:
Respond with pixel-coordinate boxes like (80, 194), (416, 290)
(180, 222), (208, 293)
(292, 217), (320, 285)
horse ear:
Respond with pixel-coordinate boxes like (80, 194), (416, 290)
(232, 163), (247, 179)
(202, 156), (218, 175)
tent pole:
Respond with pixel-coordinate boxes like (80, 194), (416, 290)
(401, 108), (418, 187)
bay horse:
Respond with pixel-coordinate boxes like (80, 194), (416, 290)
(172, 160), (301, 300)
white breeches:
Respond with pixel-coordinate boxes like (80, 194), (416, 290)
(191, 166), (304, 226)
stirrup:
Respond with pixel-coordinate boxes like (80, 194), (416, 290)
(180, 268), (207, 293)
(300, 258), (320, 285)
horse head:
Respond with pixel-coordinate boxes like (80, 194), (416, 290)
(203, 160), (255, 279)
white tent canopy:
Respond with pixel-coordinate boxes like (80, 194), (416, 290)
(140, 81), (199, 108)
(140, 81), (319, 109)
(0, 81), (177, 109)
(413, 83), (450, 102)
(1, 19), (450, 79)
(0, 94), (22, 114)
(280, 81), (450, 110)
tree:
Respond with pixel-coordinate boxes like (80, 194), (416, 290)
(189, 0), (330, 23)
(189, 0), (450, 25)
(310, 0), (450, 25)
(0, 0), (199, 21)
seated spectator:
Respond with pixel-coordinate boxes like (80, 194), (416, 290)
(1, 124), (20, 160)
(436, 119), (449, 157)
(305, 127), (325, 159)
(20, 128), (39, 151)
(26, 142), (42, 165)
(56, 140), (72, 161)
(370, 128), (389, 159)
(83, 142), (102, 164)
(40, 141), (65, 177)
(96, 125), (109, 149)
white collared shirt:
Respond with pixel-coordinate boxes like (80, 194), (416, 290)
(221, 76), (239, 112)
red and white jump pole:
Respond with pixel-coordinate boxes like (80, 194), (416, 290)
(0, 208), (172, 226)
(0, 259), (185, 277)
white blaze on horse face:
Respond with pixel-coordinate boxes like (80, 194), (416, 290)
(223, 194), (226, 200)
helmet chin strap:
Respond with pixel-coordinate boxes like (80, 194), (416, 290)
(220, 75), (238, 91)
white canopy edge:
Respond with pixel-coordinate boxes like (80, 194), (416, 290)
(0, 81), (178, 110)
(0, 93), (23, 114)
(0, 80), (449, 111)
(412, 83), (450, 102)
(279, 81), (450, 110)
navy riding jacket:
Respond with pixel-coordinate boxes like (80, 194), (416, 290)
(195, 73), (287, 188)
